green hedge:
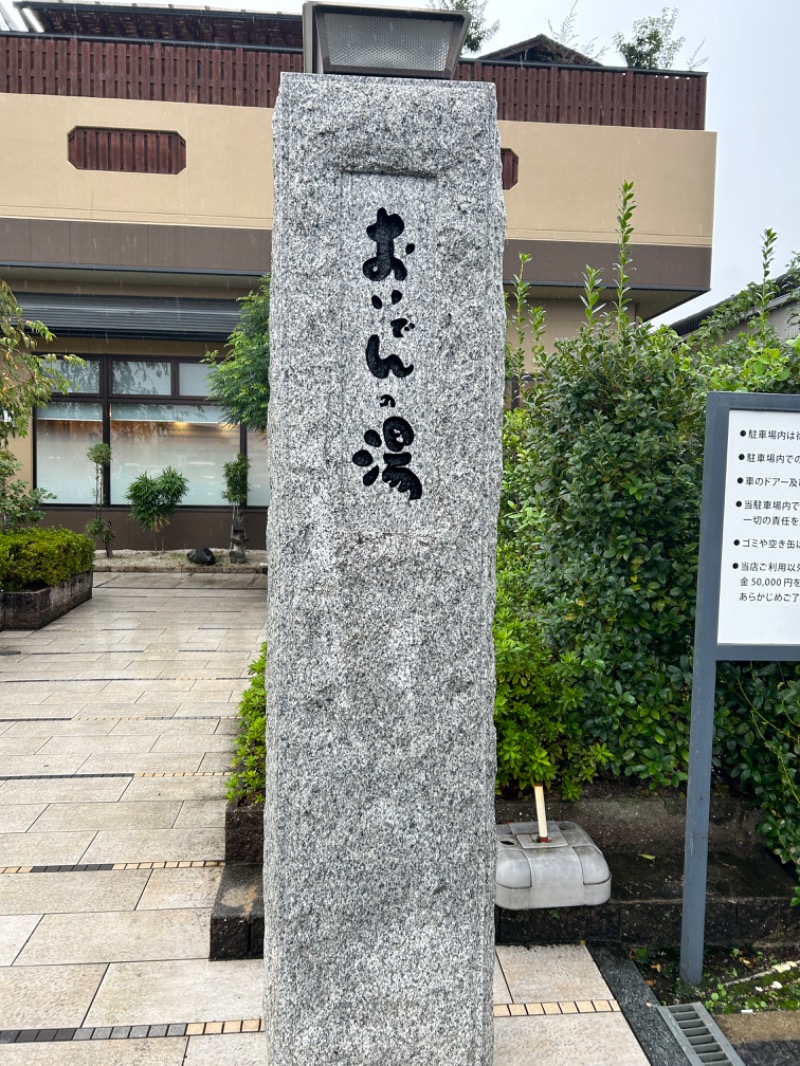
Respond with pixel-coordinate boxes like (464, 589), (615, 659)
(0, 527), (94, 591)
(227, 642), (266, 804)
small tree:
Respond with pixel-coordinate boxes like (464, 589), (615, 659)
(84, 443), (115, 557)
(125, 467), (189, 550)
(0, 275), (79, 527)
(203, 276), (271, 434)
(614, 7), (684, 69)
(223, 453), (250, 563)
(426, 0), (498, 55)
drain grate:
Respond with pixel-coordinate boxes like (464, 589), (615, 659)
(658, 1003), (746, 1066)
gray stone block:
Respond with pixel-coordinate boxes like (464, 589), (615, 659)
(266, 73), (505, 1065)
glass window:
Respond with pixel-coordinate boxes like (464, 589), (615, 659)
(111, 360), (171, 396)
(36, 402), (103, 503)
(47, 357), (100, 395)
(178, 362), (211, 396)
(246, 431), (270, 507)
(110, 403), (239, 506)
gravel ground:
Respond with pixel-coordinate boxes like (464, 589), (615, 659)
(92, 549), (267, 573)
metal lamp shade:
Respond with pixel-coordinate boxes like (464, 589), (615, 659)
(302, 2), (470, 79)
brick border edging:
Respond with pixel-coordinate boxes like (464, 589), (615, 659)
(0, 1019), (265, 1044)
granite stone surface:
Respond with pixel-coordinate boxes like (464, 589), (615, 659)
(265, 74), (506, 1065)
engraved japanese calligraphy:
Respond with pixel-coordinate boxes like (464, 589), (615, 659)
(352, 206), (422, 500)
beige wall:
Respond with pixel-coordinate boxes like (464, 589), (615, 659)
(1, 93), (714, 251)
(0, 94), (272, 229)
(8, 434), (33, 486)
(499, 120), (716, 249)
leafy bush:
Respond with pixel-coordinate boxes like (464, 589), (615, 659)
(498, 192), (800, 894)
(0, 451), (54, 531)
(125, 467), (188, 549)
(227, 642), (266, 804)
(223, 453), (249, 510)
(0, 527), (94, 591)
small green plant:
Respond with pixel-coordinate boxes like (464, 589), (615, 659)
(84, 442), (115, 557)
(0, 527), (94, 590)
(125, 466), (189, 550)
(504, 252), (546, 404)
(227, 642), (266, 804)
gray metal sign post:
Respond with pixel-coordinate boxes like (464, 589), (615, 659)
(681, 391), (800, 984)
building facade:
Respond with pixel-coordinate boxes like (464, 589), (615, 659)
(0, 1), (716, 547)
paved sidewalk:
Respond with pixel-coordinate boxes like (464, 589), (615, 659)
(0, 572), (653, 1064)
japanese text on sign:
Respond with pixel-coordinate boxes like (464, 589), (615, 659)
(351, 207), (422, 501)
(718, 409), (800, 644)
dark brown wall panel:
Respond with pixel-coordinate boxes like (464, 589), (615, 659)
(68, 126), (186, 174)
(0, 35), (707, 130)
(501, 148), (518, 190)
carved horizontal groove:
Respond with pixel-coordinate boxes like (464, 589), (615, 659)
(68, 127), (186, 174)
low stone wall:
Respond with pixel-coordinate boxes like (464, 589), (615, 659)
(1, 571), (93, 630)
(496, 793), (763, 855)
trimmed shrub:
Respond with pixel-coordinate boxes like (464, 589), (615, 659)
(0, 527), (94, 591)
(227, 642), (266, 804)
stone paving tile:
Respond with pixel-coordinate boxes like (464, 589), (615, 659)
(71, 663), (169, 682)
(0, 777), (129, 804)
(0, 705), (82, 721)
(80, 828), (223, 864)
(0, 963), (106, 1029)
(110, 719), (220, 736)
(0, 753), (89, 776)
(0, 1039), (189, 1065)
(188, 681), (247, 695)
(0, 831), (97, 867)
(494, 1013), (649, 1065)
(0, 736), (48, 755)
(32, 801), (182, 833)
(17, 908), (211, 965)
(496, 945), (613, 1004)
(174, 800), (227, 829)
(0, 683), (55, 705)
(137, 690), (231, 706)
(41, 689), (117, 707)
(37, 736), (158, 756)
(85, 958), (263, 1027)
(75, 704), (182, 719)
(119, 777), (226, 803)
(78, 754), (202, 775)
(150, 735), (233, 754)
(0, 870), (150, 915)
(0, 802), (47, 832)
(6, 719), (117, 736)
(184, 1032), (266, 1065)
(493, 953), (512, 1005)
(0, 914), (41, 964)
(174, 703), (238, 718)
(136, 866), (222, 911)
(198, 753), (233, 771)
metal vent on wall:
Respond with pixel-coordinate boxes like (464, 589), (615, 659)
(658, 1003), (747, 1066)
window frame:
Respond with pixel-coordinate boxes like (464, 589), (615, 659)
(34, 354), (262, 509)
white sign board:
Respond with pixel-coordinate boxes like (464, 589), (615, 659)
(718, 408), (800, 645)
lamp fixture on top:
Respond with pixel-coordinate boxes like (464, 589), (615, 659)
(302, 2), (471, 79)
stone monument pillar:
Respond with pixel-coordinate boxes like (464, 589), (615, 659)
(265, 73), (505, 1065)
